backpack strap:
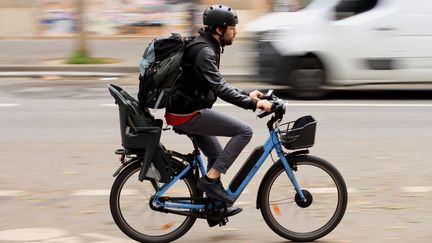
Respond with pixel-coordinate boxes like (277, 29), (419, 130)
(183, 41), (216, 69)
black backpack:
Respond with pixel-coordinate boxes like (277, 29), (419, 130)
(138, 33), (194, 110)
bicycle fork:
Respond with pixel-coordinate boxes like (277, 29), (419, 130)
(272, 131), (307, 202)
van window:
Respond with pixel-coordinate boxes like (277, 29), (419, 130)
(272, 0), (313, 12)
(334, 0), (378, 20)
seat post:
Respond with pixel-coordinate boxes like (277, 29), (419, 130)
(173, 128), (201, 155)
(188, 135), (201, 156)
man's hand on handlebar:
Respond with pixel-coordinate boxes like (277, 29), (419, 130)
(249, 90), (272, 112)
(249, 90), (264, 102)
(257, 99), (273, 112)
(255, 90), (287, 120)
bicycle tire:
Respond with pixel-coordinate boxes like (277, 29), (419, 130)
(110, 157), (199, 243)
(259, 155), (347, 242)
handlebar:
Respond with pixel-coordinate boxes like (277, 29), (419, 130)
(256, 90), (288, 130)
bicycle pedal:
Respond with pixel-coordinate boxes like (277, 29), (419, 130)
(207, 217), (229, 227)
(219, 217), (229, 226)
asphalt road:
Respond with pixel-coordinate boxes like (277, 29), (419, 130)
(0, 77), (431, 243)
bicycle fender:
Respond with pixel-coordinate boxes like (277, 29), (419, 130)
(289, 149), (309, 157)
(255, 151), (309, 209)
(113, 159), (139, 177)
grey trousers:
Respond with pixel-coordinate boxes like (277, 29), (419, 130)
(174, 109), (253, 174)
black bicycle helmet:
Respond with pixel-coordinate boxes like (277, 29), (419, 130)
(203, 4), (238, 28)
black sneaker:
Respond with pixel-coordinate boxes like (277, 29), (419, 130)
(225, 206), (242, 217)
(197, 177), (234, 205)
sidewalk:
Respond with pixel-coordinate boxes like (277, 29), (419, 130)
(0, 39), (257, 81)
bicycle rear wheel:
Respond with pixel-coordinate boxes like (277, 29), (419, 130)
(110, 158), (198, 243)
(259, 155), (347, 242)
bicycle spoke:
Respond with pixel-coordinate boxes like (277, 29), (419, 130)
(268, 197), (296, 205)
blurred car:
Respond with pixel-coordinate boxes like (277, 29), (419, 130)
(246, 0), (432, 99)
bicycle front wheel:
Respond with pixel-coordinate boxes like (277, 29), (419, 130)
(259, 155), (347, 242)
(110, 159), (198, 243)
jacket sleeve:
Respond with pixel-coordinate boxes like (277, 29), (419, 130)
(193, 47), (257, 111)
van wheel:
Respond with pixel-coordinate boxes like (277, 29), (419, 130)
(288, 57), (329, 99)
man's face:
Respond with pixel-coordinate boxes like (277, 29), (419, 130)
(223, 25), (237, 45)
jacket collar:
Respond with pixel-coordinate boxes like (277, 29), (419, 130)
(198, 29), (221, 53)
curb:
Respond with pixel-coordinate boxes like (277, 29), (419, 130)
(0, 66), (138, 73)
(0, 66), (257, 81)
(0, 71), (130, 78)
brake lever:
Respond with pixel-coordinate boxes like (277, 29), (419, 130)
(258, 89), (273, 101)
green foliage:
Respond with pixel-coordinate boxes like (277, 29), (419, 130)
(66, 49), (108, 64)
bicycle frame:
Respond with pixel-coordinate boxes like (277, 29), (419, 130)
(152, 128), (306, 210)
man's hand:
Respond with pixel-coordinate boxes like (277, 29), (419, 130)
(250, 90), (272, 111)
(257, 100), (273, 112)
(249, 90), (264, 101)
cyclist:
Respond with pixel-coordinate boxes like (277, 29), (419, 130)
(165, 4), (273, 213)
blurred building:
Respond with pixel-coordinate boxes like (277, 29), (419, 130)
(0, 0), (309, 37)
(0, 0), (38, 37)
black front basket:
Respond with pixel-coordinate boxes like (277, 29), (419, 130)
(281, 115), (317, 150)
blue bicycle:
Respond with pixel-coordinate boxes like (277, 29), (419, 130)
(108, 85), (348, 243)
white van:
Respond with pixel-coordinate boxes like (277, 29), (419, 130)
(246, 0), (432, 98)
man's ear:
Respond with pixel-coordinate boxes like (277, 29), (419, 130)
(215, 26), (223, 35)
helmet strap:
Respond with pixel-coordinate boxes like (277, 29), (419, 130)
(220, 27), (226, 53)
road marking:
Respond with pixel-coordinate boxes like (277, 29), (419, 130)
(308, 187), (358, 194)
(226, 102), (432, 108)
(71, 189), (139, 196)
(82, 232), (130, 242)
(235, 201), (253, 206)
(99, 77), (119, 81)
(102, 103), (432, 108)
(0, 103), (20, 107)
(0, 228), (128, 242)
(0, 228), (68, 241)
(213, 102), (432, 108)
(0, 190), (26, 197)
(71, 190), (111, 196)
(214, 103), (234, 107)
(401, 186), (432, 193)
(288, 103), (432, 107)
(71, 188), (360, 196)
(2, 187), (430, 198)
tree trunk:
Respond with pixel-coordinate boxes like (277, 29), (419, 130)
(77, 0), (87, 56)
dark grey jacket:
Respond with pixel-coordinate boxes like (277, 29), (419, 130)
(167, 30), (257, 114)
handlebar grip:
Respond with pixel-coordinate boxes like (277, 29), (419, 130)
(256, 90), (287, 119)
(271, 102), (277, 112)
(257, 110), (271, 118)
